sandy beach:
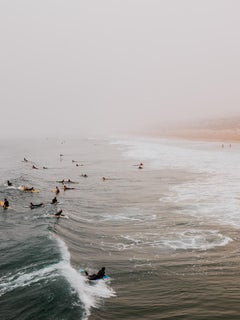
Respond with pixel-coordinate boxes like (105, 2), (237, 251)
(148, 117), (240, 143)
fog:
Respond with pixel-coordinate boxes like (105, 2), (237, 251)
(1, 0), (240, 138)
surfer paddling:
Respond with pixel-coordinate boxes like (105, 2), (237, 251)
(54, 209), (64, 218)
(22, 186), (35, 191)
(63, 185), (75, 191)
(30, 202), (44, 209)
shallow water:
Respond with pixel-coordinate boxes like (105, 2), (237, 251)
(1, 137), (240, 319)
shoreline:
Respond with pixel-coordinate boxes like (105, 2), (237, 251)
(146, 129), (240, 144)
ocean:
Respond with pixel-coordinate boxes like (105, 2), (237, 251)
(1, 136), (240, 320)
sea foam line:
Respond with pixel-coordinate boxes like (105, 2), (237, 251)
(55, 236), (115, 319)
(0, 236), (115, 320)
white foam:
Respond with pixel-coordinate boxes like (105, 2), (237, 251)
(54, 236), (115, 319)
(0, 263), (57, 297)
(102, 211), (156, 222)
(118, 230), (232, 252)
(0, 236), (115, 320)
(114, 137), (240, 229)
(159, 229), (232, 251)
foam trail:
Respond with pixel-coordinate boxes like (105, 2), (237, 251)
(0, 236), (115, 320)
(0, 263), (58, 297)
(55, 236), (116, 319)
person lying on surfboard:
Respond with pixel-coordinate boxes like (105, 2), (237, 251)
(56, 179), (65, 184)
(63, 185), (75, 191)
(84, 267), (106, 280)
(66, 179), (78, 183)
(22, 186), (34, 191)
(29, 202), (44, 209)
(54, 209), (64, 218)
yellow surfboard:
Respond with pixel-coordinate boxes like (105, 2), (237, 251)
(0, 201), (9, 209)
(19, 187), (40, 193)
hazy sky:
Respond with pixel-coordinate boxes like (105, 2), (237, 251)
(1, 0), (240, 138)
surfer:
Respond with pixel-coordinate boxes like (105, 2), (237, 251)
(81, 174), (88, 178)
(32, 165), (38, 169)
(54, 209), (64, 218)
(55, 186), (60, 194)
(24, 157), (28, 162)
(66, 179), (78, 184)
(7, 180), (12, 186)
(51, 197), (58, 204)
(85, 267), (106, 280)
(3, 198), (9, 209)
(30, 202), (44, 209)
(22, 186), (34, 191)
(63, 185), (75, 191)
(56, 179), (65, 184)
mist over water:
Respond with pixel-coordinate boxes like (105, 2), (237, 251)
(1, 1), (240, 138)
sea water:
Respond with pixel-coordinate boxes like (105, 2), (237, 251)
(1, 136), (240, 319)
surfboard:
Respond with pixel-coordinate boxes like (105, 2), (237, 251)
(54, 215), (69, 219)
(19, 187), (40, 193)
(0, 201), (10, 209)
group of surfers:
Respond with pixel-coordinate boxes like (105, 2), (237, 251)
(3, 182), (106, 280)
(3, 178), (75, 217)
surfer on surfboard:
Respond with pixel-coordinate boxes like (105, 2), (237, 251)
(84, 267), (106, 280)
(29, 202), (44, 209)
(54, 209), (64, 218)
(51, 197), (58, 204)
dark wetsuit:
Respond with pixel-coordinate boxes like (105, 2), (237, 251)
(25, 187), (34, 191)
(30, 203), (43, 209)
(3, 199), (9, 208)
(55, 210), (63, 217)
(51, 197), (58, 204)
(87, 268), (105, 280)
